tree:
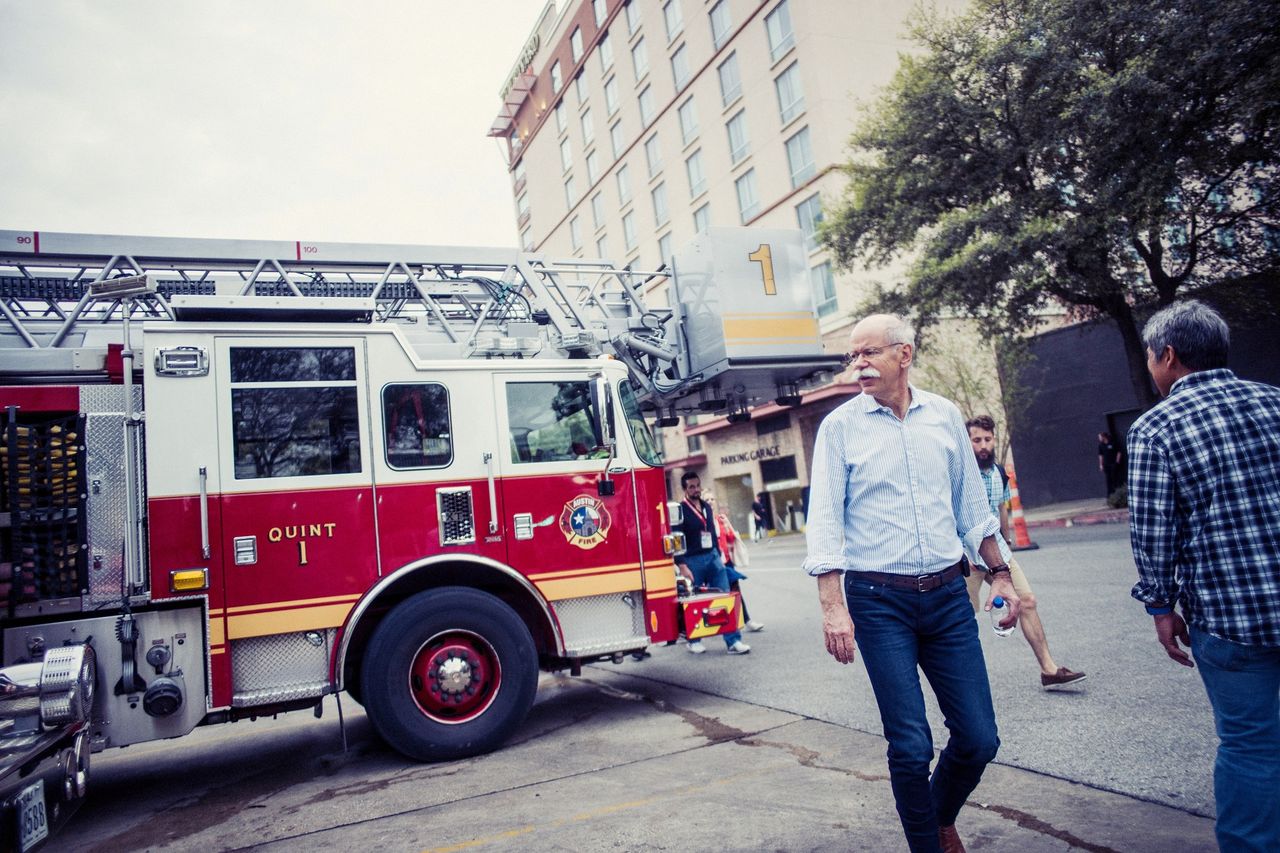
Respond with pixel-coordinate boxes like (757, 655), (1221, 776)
(823, 0), (1280, 408)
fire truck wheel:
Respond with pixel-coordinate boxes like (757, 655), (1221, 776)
(360, 586), (538, 761)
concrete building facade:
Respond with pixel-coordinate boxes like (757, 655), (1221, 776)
(490, 0), (932, 530)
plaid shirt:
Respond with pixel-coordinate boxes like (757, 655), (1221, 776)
(1128, 368), (1280, 646)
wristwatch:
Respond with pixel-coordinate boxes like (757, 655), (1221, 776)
(985, 563), (1012, 579)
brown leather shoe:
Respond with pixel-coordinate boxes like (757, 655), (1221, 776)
(939, 824), (967, 853)
(1041, 667), (1088, 690)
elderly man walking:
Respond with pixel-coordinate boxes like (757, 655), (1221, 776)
(1127, 300), (1280, 853)
(805, 314), (1019, 853)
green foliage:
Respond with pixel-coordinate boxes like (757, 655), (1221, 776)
(823, 0), (1280, 406)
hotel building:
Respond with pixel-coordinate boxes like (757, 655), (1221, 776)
(490, 0), (932, 532)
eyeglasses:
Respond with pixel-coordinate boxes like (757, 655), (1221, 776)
(844, 342), (905, 365)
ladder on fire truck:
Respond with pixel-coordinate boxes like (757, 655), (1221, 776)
(0, 229), (844, 417)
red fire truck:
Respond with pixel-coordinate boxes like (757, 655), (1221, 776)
(0, 227), (840, 849)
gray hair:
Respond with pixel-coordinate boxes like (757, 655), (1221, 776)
(1141, 300), (1230, 371)
(884, 315), (917, 347)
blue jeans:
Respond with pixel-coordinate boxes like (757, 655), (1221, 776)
(683, 551), (743, 647)
(1190, 628), (1280, 853)
(845, 573), (1000, 853)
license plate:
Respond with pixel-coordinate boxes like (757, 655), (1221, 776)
(18, 779), (49, 852)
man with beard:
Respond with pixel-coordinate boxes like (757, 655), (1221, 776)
(964, 415), (1086, 690)
(806, 314), (1019, 853)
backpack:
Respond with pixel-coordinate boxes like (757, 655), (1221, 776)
(995, 463), (1009, 491)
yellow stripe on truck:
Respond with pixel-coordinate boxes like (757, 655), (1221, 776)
(227, 602), (354, 640)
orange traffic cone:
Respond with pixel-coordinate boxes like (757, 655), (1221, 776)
(1006, 466), (1039, 551)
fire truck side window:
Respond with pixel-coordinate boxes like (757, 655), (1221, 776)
(382, 383), (453, 469)
(506, 381), (603, 463)
(229, 346), (362, 480)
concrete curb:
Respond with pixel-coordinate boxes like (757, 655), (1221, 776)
(1027, 509), (1129, 529)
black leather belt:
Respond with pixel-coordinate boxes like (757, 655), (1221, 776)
(846, 559), (967, 592)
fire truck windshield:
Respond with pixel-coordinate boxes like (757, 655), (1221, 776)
(619, 380), (662, 467)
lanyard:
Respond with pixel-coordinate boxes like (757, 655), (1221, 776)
(682, 498), (711, 530)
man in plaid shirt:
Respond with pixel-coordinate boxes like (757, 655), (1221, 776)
(1127, 300), (1280, 853)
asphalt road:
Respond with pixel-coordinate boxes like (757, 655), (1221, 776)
(609, 524), (1216, 817)
(52, 523), (1217, 851)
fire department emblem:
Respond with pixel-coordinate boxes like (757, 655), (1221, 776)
(559, 495), (612, 550)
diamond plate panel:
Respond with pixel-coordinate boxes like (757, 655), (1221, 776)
(81, 386), (146, 605)
(230, 629), (334, 707)
(553, 591), (648, 657)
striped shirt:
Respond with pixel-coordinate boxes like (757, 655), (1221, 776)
(803, 387), (1000, 577)
(1128, 368), (1280, 646)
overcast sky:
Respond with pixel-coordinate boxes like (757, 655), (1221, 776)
(0, 1), (545, 248)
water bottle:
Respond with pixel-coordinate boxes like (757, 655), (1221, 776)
(990, 596), (1015, 637)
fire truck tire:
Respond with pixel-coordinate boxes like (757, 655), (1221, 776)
(360, 587), (538, 761)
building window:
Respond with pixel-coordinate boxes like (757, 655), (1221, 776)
(671, 43), (691, 91)
(645, 135), (663, 178)
(810, 261), (837, 317)
(513, 158), (526, 185)
(516, 192), (530, 219)
(555, 101), (568, 134)
(765, 0), (794, 63)
(685, 148), (706, 197)
(652, 181), (669, 226)
(658, 232), (673, 263)
(735, 169), (759, 223)
(551, 60), (563, 93)
(598, 32), (614, 73)
(604, 75), (620, 115)
(687, 432), (702, 453)
(596, 233), (609, 256)
(564, 174), (577, 209)
(574, 72), (589, 106)
(594, 0), (608, 26)
(581, 108), (595, 145)
(663, 0), (683, 41)
(795, 193), (823, 252)
(726, 109), (749, 163)
(755, 412), (790, 436)
(785, 125), (815, 188)
(677, 98), (699, 145)
(632, 37), (649, 79)
(626, 1), (641, 35)
(570, 216), (583, 251)
(639, 85), (656, 127)
(623, 210), (637, 249)
(521, 226), (534, 251)
(617, 164), (632, 204)
(560, 138), (573, 172)
(775, 61), (805, 124)
(571, 27), (584, 63)
(591, 192), (606, 229)
(586, 149), (600, 183)
(709, 0), (732, 49)
(717, 52), (742, 106)
(693, 202), (711, 233)
(610, 120), (626, 159)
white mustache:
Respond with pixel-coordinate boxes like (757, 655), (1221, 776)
(856, 367), (882, 380)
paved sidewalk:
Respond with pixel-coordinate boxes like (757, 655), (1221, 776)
(1023, 497), (1129, 529)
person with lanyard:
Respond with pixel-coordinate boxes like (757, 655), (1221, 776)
(673, 472), (751, 655)
(805, 313), (1019, 853)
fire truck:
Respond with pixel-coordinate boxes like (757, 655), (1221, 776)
(0, 226), (841, 848)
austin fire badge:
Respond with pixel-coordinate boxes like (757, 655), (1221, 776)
(559, 495), (612, 549)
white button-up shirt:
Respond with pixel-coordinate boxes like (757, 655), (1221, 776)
(803, 387), (1000, 577)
